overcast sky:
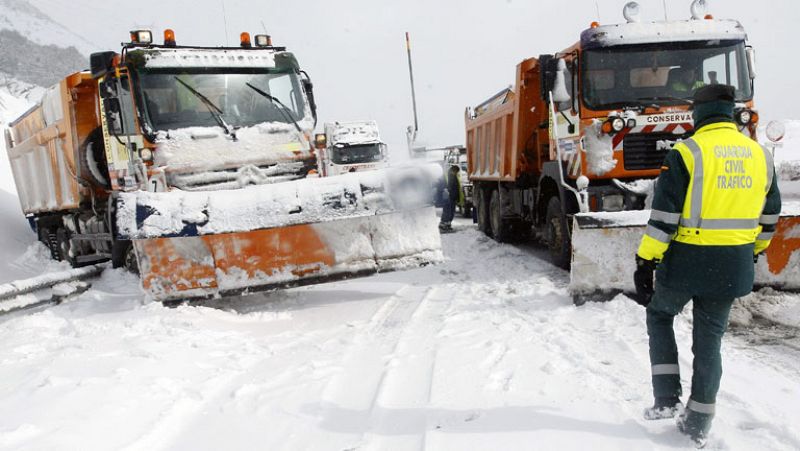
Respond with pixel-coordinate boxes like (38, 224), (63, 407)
(26, 0), (800, 159)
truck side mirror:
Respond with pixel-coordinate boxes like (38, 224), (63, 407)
(552, 58), (572, 107)
(539, 54), (557, 101)
(91, 51), (118, 79)
(300, 71), (317, 125)
(746, 47), (756, 79)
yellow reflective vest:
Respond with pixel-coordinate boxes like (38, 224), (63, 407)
(638, 122), (776, 261)
(444, 168), (464, 206)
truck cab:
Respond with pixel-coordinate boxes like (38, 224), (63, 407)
(465, 0), (758, 267)
(94, 32), (319, 194)
(318, 121), (387, 176)
(5, 29), (320, 269)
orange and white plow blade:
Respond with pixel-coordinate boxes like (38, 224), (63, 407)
(569, 208), (800, 304)
(135, 207), (442, 302)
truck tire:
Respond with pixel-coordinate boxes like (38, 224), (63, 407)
(490, 189), (512, 242)
(477, 185), (492, 237)
(545, 196), (571, 269)
(80, 128), (110, 189)
(112, 240), (139, 275)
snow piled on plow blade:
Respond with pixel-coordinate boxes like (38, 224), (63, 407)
(114, 167), (444, 301)
(570, 203), (800, 303)
(115, 167), (433, 239)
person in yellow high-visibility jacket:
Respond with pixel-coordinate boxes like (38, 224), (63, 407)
(634, 84), (781, 446)
(439, 164), (463, 232)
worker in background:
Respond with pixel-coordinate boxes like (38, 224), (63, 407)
(633, 85), (781, 446)
(439, 164), (462, 233)
(668, 67), (705, 95)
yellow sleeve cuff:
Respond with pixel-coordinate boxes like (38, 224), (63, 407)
(754, 239), (771, 255)
(637, 234), (670, 261)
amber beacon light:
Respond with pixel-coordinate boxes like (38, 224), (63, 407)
(164, 29), (176, 46)
(240, 32), (252, 48)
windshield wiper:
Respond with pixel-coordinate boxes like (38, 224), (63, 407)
(174, 76), (236, 139)
(245, 82), (303, 134)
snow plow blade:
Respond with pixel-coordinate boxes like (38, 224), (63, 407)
(569, 204), (800, 304)
(114, 167), (443, 302)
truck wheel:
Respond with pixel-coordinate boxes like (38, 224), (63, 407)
(545, 196), (571, 269)
(490, 189), (512, 242)
(112, 240), (139, 275)
(80, 128), (110, 189)
(477, 186), (492, 236)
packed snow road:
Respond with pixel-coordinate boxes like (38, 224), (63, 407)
(0, 218), (798, 450)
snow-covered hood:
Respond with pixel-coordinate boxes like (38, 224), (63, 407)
(581, 19), (747, 49)
(153, 121), (313, 176)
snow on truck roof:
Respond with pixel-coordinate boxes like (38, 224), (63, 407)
(581, 19), (747, 49)
(326, 121), (381, 145)
(132, 48), (295, 69)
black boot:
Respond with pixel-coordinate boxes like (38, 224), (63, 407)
(643, 396), (683, 420)
(677, 408), (713, 448)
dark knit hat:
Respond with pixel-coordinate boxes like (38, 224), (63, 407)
(693, 84), (735, 104)
(692, 84), (735, 129)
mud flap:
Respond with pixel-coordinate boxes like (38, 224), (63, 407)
(569, 209), (800, 304)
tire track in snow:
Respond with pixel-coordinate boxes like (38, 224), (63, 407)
(316, 284), (451, 451)
(359, 286), (454, 451)
(117, 326), (344, 451)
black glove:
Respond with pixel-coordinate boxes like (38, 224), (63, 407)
(633, 256), (657, 307)
(753, 253), (760, 264)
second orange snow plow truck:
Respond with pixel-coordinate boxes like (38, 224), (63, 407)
(5, 30), (442, 302)
(465, 1), (800, 302)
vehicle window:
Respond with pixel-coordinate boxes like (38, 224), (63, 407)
(138, 69), (307, 131)
(582, 40), (752, 110)
(331, 144), (383, 164)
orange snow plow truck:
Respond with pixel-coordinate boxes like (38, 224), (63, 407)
(465, 1), (800, 303)
(4, 30), (442, 302)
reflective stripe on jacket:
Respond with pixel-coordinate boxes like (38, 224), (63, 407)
(638, 122), (779, 262)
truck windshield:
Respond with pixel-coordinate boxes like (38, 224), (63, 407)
(331, 144), (383, 164)
(137, 68), (307, 131)
(582, 40), (752, 110)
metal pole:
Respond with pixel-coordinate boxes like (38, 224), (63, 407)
(221, 0), (230, 46)
(406, 32), (419, 154)
(662, 0), (668, 21)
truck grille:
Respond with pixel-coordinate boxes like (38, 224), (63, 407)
(168, 161), (308, 191)
(622, 132), (691, 171)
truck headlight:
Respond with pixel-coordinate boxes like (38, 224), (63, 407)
(601, 116), (625, 134)
(735, 109), (757, 126)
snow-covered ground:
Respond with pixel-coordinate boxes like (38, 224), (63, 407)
(1, 66), (799, 450)
(0, 213), (798, 451)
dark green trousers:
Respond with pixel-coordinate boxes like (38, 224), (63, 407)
(646, 282), (735, 410)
